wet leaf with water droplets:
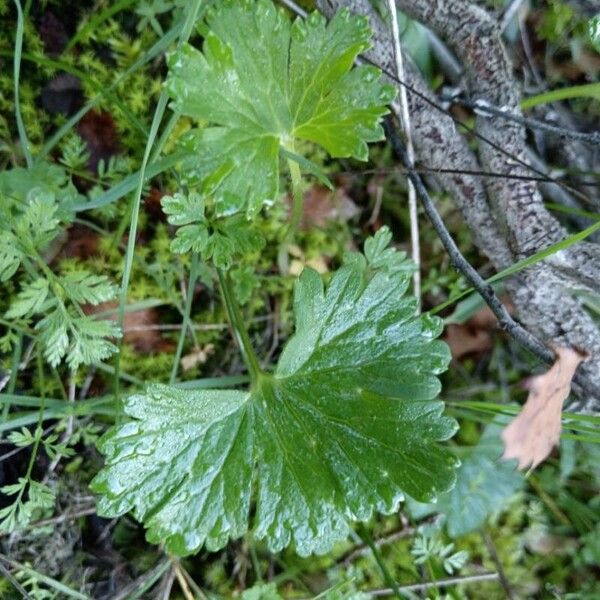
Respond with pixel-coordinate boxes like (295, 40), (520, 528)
(91, 228), (456, 556)
(165, 0), (396, 216)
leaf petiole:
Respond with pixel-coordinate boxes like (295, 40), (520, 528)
(217, 268), (262, 383)
(278, 153), (305, 273)
(285, 155), (304, 244)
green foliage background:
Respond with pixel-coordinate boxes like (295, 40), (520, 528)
(0, 0), (599, 598)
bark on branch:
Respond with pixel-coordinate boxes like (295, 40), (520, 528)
(315, 0), (600, 410)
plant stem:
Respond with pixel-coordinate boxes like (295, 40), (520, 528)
(0, 334), (23, 443)
(12, 0), (32, 167)
(285, 155), (304, 244)
(113, 0), (203, 400)
(217, 269), (262, 383)
(358, 524), (406, 599)
(170, 253), (200, 384)
(9, 352), (47, 520)
(386, 0), (420, 308)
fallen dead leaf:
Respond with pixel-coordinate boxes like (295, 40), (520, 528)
(58, 224), (100, 261)
(146, 187), (168, 220)
(85, 302), (174, 354)
(444, 323), (492, 360)
(39, 11), (68, 57)
(77, 110), (120, 173)
(444, 301), (514, 361)
(289, 184), (359, 229)
(501, 346), (586, 471)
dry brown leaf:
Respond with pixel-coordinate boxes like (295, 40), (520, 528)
(443, 303), (512, 361)
(288, 185), (359, 229)
(77, 109), (120, 173)
(501, 346), (586, 471)
(444, 324), (492, 360)
(85, 302), (174, 354)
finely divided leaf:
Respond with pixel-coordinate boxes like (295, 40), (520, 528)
(0, 232), (22, 282)
(408, 425), (523, 537)
(35, 308), (120, 370)
(61, 271), (117, 305)
(161, 189), (266, 267)
(6, 279), (49, 319)
(166, 0), (395, 216)
(92, 231), (457, 556)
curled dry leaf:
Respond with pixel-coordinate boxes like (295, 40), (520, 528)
(501, 346), (586, 471)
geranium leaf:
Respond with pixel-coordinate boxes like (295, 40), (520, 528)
(92, 229), (457, 557)
(166, 0), (395, 216)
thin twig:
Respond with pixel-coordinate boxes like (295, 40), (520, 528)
(339, 524), (415, 567)
(358, 525), (404, 599)
(369, 572), (500, 596)
(387, 0), (421, 307)
(173, 560), (195, 600)
(482, 531), (515, 600)
(180, 565), (209, 600)
(360, 55), (593, 205)
(499, 0), (527, 32)
(0, 556), (33, 600)
(463, 98), (600, 146)
(279, 0), (307, 17)
(0, 506), (97, 535)
(384, 119), (600, 400)
(45, 376), (76, 476)
(158, 567), (176, 600)
(111, 559), (171, 600)
(339, 165), (600, 188)
(367, 182), (384, 226)
(424, 30), (463, 82)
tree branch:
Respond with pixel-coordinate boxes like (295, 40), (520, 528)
(384, 119), (600, 401)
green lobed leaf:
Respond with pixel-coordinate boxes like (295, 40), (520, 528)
(166, 0), (395, 217)
(408, 424), (523, 537)
(161, 191), (206, 226)
(92, 230), (457, 556)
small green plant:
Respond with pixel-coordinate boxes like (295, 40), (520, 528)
(91, 0), (458, 557)
(0, 163), (121, 370)
(411, 534), (469, 575)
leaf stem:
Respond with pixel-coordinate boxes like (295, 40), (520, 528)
(358, 524), (406, 599)
(217, 269), (262, 382)
(170, 253), (200, 384)
(285, 155), (304, 244)
(8, 351), (47, 519)
(0, 336), (23, 444)
(113, 0), (203, 400)
(12, 0), (32, 167)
